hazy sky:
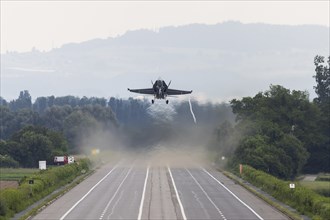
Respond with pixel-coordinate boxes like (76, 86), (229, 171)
(1, 1), (329, 53)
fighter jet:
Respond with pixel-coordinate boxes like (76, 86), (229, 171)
(128, 78), (192, 104)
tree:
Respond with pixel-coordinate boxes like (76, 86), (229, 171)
(33, 97), (48, 113)
(40, 105), (73, 131)
(0, 154), (19, 168)
(306, 55), (330, 173)
(313, 55), (330, 106)
(9, 90), (32, 111)
(63, 110), (98, 151)
(18, 131), (52, 167)
(0, 106), (39, 140)
(0, 97), (8, 106)
(7, 126), (68, 167)
(229, 85), (317, 178)
(234, 134), (294, 179)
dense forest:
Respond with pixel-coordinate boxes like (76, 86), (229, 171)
(0, 56), (329, 180)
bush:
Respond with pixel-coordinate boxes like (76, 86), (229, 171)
(0, 198), (7, 217)
(0, 189), (25, 213)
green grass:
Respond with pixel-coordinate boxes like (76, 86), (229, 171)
(316, 174), (330, 182)
(0, 168), (38, 181)
(300, 181), (330, 197)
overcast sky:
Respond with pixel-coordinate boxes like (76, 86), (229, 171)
(1, 1), (329, 53)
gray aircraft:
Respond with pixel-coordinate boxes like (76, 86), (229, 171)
(128, 78), (192, 104)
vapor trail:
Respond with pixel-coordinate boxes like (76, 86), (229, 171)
(188, 97), (197, 124)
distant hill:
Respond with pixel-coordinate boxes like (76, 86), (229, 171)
(1, 21), (329, 101)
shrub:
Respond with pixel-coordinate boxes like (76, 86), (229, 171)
(0, 197), (7, 217)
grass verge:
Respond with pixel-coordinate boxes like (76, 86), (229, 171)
(18, 169), (94, 220)
(229, 165), (330, 220)
(220, 169), (303, 220)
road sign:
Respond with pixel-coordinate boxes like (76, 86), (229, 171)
(39, 160), (46, 170)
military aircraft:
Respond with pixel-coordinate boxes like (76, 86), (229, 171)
(128, 78), (192, 104)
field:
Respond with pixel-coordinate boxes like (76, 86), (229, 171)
(300, 181), (330, 197)
(0, 168), (38, 181)
(316, 174), (330, 182)
(299, 173), (330, 197)
(0, 168), (38, 190)
(0, 181), (19, 190)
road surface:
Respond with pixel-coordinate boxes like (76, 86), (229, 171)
(33, 160), (288, 220)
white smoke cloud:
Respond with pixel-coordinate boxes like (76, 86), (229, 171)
(146, 101), (177, 124)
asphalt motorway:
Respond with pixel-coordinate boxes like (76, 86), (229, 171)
(33, 161), (289, 220)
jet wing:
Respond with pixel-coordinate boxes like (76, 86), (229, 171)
(167, 89), (192, 95)
(128, 88), (155, 95)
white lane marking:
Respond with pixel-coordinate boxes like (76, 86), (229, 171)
(202, 168), (264, 220)
(186, 169), (227, 220)
(99, 166), (133, 220)
(60, 164), (119, 220)
(138, 166), (149, 220)
(107, 190), (124, 219)
(167, 166), (187, 220)
(192, 190), (210, 219)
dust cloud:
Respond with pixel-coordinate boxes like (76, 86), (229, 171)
(75, 100), (237, 168)
(136, 145), (211, 168)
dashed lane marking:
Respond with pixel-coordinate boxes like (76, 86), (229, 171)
(186, 168), (227, 220)
(99, 166), (133, 219)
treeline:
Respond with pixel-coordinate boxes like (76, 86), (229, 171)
(0, 95), (119, 167)
(216, 55), (329, 178)
(0, 126), (68, 168)
(0, 95), (118, 142)
(0, 92), (235, 167)
(0, 92), (109, 113)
